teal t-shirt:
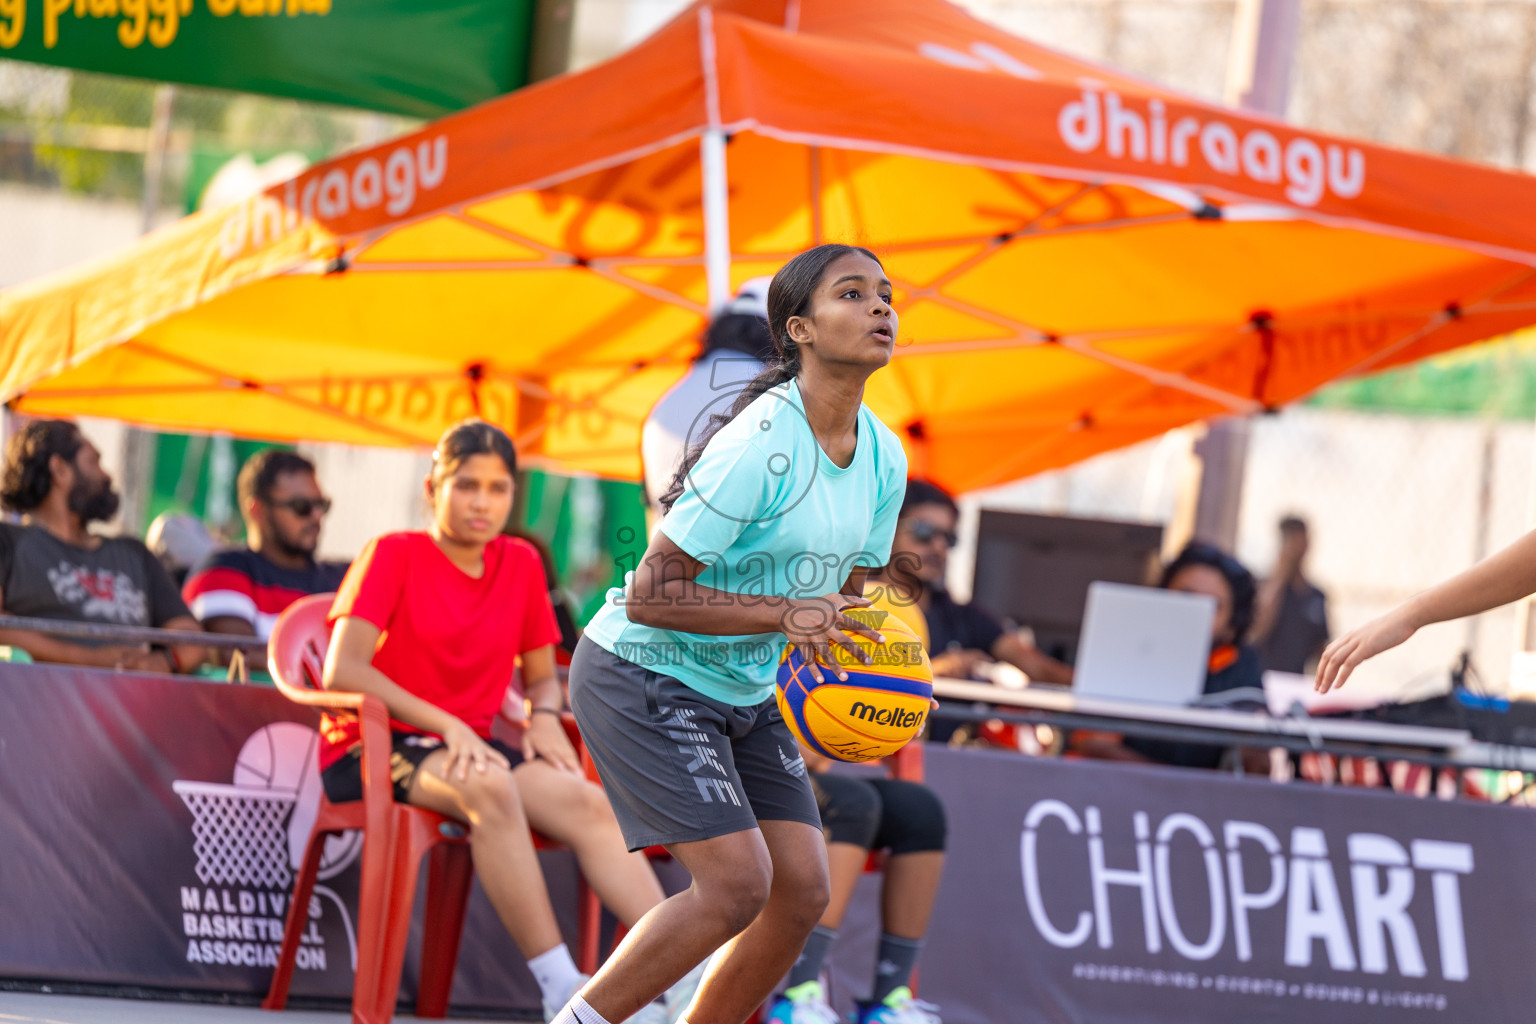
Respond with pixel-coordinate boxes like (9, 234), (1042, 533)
(584, 378), (908, 706)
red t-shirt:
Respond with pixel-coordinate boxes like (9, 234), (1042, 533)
(319, 532), (561, 769)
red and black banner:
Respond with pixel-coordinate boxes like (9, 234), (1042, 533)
(0, 664), (592, 1016)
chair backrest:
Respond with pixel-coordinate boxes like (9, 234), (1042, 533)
(267, 592), (338, 695)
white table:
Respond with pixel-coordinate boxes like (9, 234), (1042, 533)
(931, 677), (1536, 770)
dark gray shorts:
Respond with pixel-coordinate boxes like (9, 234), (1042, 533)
(569, 636), (822, 852)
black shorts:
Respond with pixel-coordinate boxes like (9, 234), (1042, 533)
(809, 772), (947, 855)
(569, 636), (822, 852)
(321, 732), (524, 805)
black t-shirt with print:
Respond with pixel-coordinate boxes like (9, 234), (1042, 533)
(0, 523), (190, 636)
(924, 586), (1008, 743)
(924, 586), (1006, 657)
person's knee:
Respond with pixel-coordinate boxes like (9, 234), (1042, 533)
(816, 774), (881, 850)
(717, 870), (772, 936)
(572, 779), (617, 824)
(696, 853), (772, 935)
(798, 868), (832, 925)
(876, 781), (947, 855)
(459, 767), (525, 826)
(771, 857), (831, 934)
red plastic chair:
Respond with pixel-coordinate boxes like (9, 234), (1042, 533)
(261, 593), (593, 1024)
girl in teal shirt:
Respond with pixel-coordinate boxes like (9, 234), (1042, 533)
(555, 245), (908, 1024)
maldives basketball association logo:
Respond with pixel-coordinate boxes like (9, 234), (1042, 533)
(172, 722), (361, 974)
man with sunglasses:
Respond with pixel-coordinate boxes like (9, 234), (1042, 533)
(879, 481), (1073, 705)
(184, 449), (348, 671)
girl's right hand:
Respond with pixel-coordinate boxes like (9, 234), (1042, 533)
(440, 718), (511, 782)
(782, 593), (884, 684)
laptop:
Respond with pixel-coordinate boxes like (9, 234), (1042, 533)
(1072, 582), (1216, 706)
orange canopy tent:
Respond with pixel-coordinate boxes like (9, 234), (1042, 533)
(5, 0), (1536, 494)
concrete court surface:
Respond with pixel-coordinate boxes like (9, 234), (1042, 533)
(0, 991), (501, 1024)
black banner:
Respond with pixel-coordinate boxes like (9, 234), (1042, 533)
(903, 746), (1536, 1023)
(0, 663), (607, 1016)
(4, 665), (1534, 1022)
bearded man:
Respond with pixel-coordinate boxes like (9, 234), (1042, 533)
(0, 419), (203, 673)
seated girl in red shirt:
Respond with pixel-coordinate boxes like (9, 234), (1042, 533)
(320, 419), (698, 1024)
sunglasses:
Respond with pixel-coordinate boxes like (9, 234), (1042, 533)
(903, 519), (958, 548)
(268, 496), (332, 518)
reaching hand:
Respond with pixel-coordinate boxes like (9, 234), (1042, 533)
(782, 592), (883, 684)
(1314, 609), (1417, 694)
(439, 718), (511, 782)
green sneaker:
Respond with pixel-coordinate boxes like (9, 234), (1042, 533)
(767, 980), (842, 1024)
(855, 986), (942, 1024)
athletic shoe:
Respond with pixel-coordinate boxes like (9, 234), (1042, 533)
(766, 980), (842, 1024)
(542, 973), (591, 1023)
(664, 955), (711, 1023)
(855, 986), (942, 1024)
(628, 999), (670, 1024)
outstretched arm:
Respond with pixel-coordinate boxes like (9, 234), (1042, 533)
(1316, 528), (1536, 693)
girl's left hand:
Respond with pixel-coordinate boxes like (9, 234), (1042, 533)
(523, 711), (582, 776)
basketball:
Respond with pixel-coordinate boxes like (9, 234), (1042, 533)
(776, 607), (933, 763)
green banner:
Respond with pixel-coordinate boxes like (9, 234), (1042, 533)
(1310, 329), (1536, 420)
(0, 0), (535, 117)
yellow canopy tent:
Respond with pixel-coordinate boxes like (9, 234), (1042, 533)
(7, 0), (1536, 494)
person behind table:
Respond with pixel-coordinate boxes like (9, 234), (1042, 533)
(557, 245), (909, 1024)
(1073, 541), (1267, 770)
(641, 277), (776, 510)
(0, 419), (204, 674)
(1251, 515), (1330, 675)
(321, 419), (699, 1024)
(769, 591), (947, 1024)
(869, 479), (1070, 744)
(885, 480), (1071, 685)
(183, 449), (349, 671)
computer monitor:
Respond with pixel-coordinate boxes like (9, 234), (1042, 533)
(969, 510), (1165, 664)
(1073, 582), (1215, 705)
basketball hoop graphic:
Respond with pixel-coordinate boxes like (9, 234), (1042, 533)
(173, 723), (361, 970)
(173, 779), (298, 889)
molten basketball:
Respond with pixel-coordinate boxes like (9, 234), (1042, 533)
(776, 608), (933, 763)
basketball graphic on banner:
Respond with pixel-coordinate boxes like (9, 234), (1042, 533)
(233, 721), (316, 792)
(232, 722), (360, 880)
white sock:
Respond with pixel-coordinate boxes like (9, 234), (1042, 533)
(548, 994), (614, 1024)
(528, 943), (584, 1009)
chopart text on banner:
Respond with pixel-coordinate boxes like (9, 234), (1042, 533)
(1, 0), (332, 53)
(216, 135), (448, 260)
(1057, 88), (1366, 207)
(1020, 799), (1473, 983)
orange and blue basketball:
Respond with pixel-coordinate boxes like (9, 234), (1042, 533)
(776, 608), (933, 763)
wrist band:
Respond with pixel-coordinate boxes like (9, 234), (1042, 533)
(530, 706), (563, 718)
